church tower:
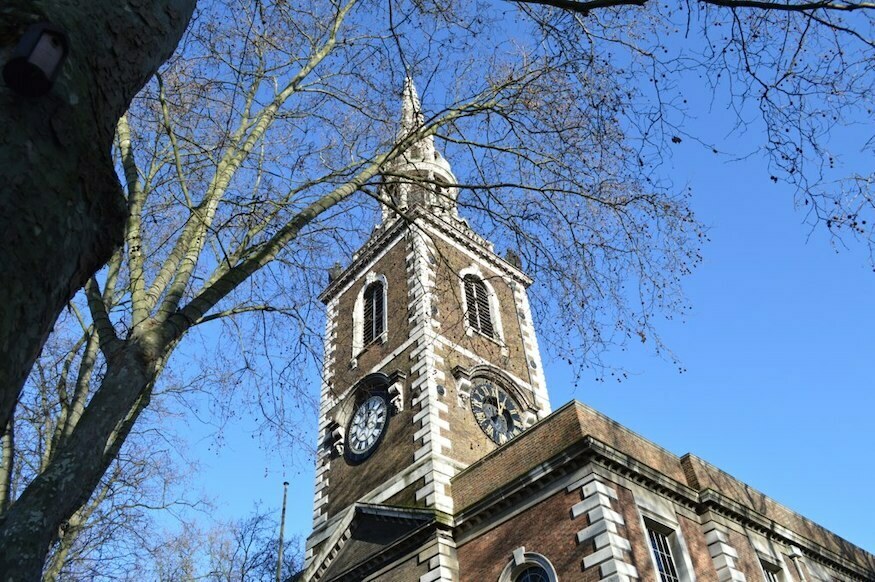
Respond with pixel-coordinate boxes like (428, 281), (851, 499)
(300, 80), (875, 582)
(302, 79), (550, 580)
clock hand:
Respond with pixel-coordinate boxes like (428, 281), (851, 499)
(495, 387), (505, 416)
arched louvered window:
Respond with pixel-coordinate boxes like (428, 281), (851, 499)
(362, 281), (385, 345)
(463, 275), (494, 339)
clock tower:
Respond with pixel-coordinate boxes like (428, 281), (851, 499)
(299, 79), (875, 582)
(302, 79), (550, 580)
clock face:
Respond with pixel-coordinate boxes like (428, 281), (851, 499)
(470, 382), (523, 445)
(345, 394), (389, 463)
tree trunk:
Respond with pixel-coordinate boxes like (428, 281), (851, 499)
(0, 330), (162, 579)
(0, 0), (195, 435)
(0, 420), (13, 513)
(40, 513), (81, 582)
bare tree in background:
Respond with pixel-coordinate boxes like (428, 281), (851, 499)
(205, 510), (302, 582)
(0, 312), (204, 581)
(0, 0), (872, 578)
(518, 0), (875, 258)
(146, 510), (302, 582)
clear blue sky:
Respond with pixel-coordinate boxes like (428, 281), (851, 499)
(170, 29), (875, 555)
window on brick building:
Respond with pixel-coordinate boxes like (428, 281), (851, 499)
(514, 565), (550, 582)
(761, 559), (784, 582)
(463, 274), (495, 338)
(646, 522), (681, 582)
(362, 281), (385, 346)
(351, 274), (388, 366)
(499, 550), (558, 582)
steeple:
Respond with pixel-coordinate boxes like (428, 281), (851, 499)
(399, 76), (426, 145)
(378, 77), (459, 223)
(303, 72), (551, 581)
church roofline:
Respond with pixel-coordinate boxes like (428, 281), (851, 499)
(303, 502), (445, 582)
(318, 217), (408, 304)
(451, 399), (875, 579)
(418, 210), (533, 286)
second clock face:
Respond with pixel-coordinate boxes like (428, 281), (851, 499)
(346, 394), (389, 462)
(470, 382), (523, 445)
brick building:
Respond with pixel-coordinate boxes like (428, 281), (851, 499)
(298, 80), (875, 582)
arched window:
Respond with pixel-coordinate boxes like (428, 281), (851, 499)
(351, 274), (388, 366)
(499, 550), (558, 582)
(514, 566), (550, 582)
(362, 281), (385, 346)
(463, 274), (494, 338)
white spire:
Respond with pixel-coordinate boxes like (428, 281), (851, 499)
(400, 76), (424, 137)
(398, 76), (434, 159)
(377, 76), (459, 224)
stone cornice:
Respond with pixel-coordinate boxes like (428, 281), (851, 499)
(416, 211), (533, 287)
(318, 218), (408, 304)
(449, 401), (875, 580)
(304, 503), (439, 582)
(318, 207), (533, 305)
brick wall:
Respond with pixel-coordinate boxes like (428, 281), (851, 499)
(439, 351), (502, 466)
(325, 351), (417, 517)
(326, 402), (417, 516)
(453, 402), (691, 512)
(615, 484), (656, 582)
(727, 526), (764, 580)
(453, 401), (586, 511)
(453, 401), (875, 580)
(677, 514), (719, 581)
(457, 488), (586, 580)
(330, 239), (410, 390)
(430, 236), (531, 382)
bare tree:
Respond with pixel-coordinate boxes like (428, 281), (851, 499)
(517, 0), (874, 256)
(0, 0), (872, 578)
(144, 509), (302, 582)
(0, 314), (204, 581)
(205, 509), (302, 582)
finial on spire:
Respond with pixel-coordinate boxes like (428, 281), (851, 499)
(400, 75), (423, 137)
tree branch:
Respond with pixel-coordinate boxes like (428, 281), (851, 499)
(702, 0), (875, 10)
(514, 0), (646, 13)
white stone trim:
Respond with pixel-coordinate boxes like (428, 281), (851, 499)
(322, 224), (405, 303)
(453, 373), (472, 409)
(788, 545), (809, 582)
(418, 531), (458, 582)
(407, 228), (455, 513)
(418, 218), (530, 285)
(803, 559), (837, 582)
(703, 521), (747, 582)
(301, 504), (357, 579)
(633, 487), (679, 527)
(573, 472), (639, 581)
(510, 280), (550, 415)
(499, 549), (559, 582)
(748, 529), (792, 581)
(432, 334), (537, 397)
(311, 297), (340, 530)
(633, 488), (697, 582)
(334, 334), (421, 406)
